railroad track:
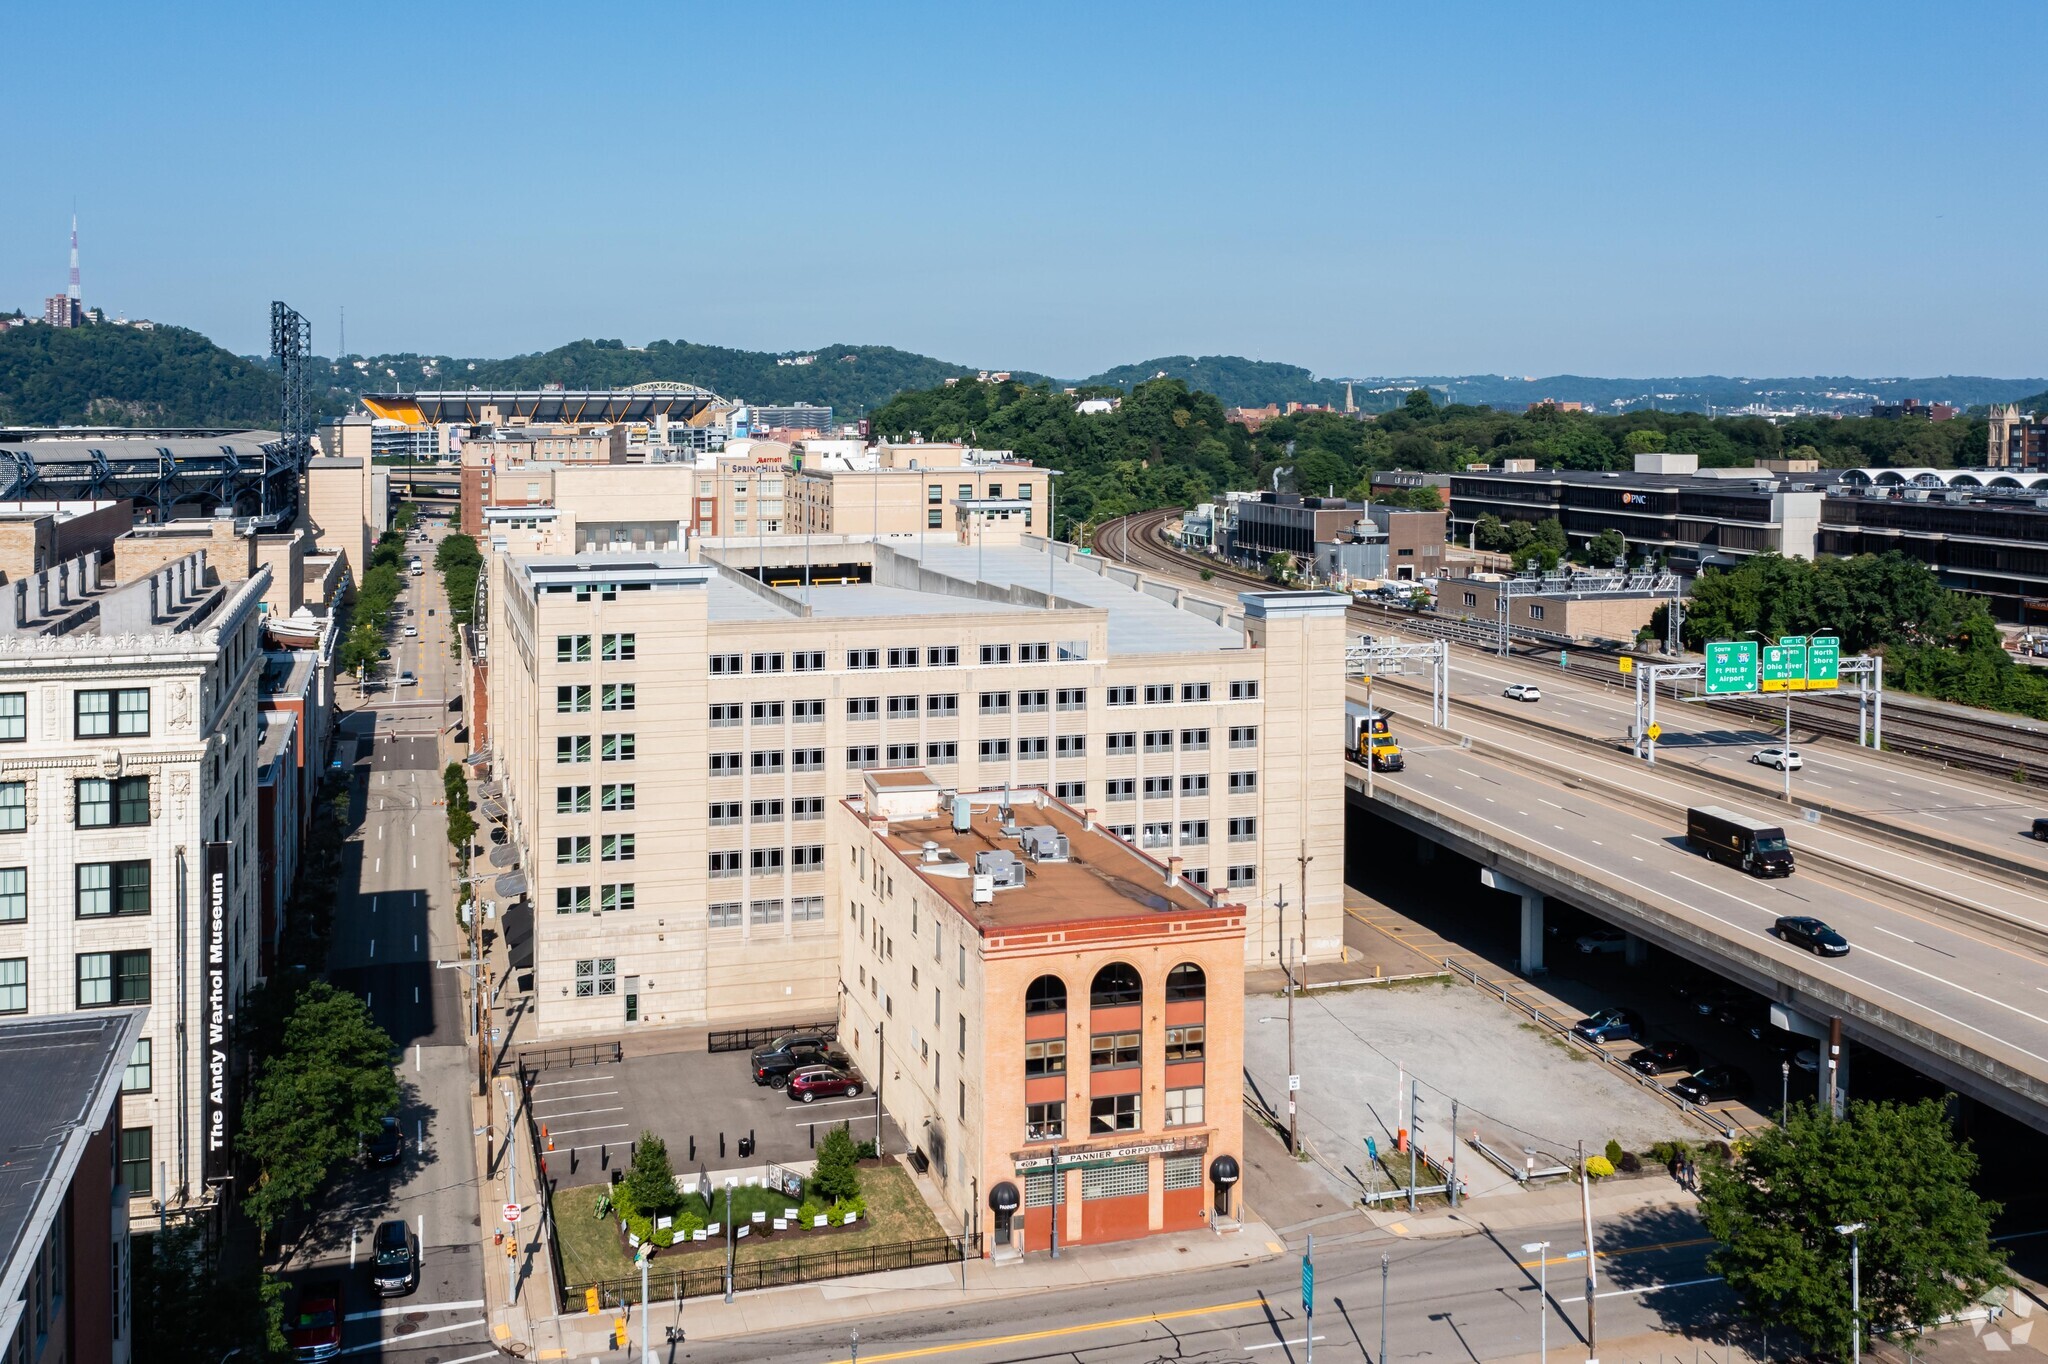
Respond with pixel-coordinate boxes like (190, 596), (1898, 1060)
(1094, 509), (2048, 784)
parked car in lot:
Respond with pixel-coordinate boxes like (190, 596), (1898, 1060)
(1575, 927), (1627, 955)
(750, 1032), (834, 1073)
(1693, 986), (1747, 1020)
(1503, 683), (1542, 702)
(1625, 1040), (1700, 1075)
(371, 1219), (419, 1297)
(366, 1115), (403, 1165)
(1669, 1065), (1753, 1105)
(788, 1065), (865, 1103)
(1751, 747), (1803, 771)
(287, 1280), (344, 1360)
(1773, 915), (1850, 956)
(1572, 1008), (1644, 1043)
(755, 1043), (851, 1088)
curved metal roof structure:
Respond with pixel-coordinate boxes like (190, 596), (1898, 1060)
(362, 387), (724, 426)
(1840, 466), (2048, 491)
(0, 431), (291, 519)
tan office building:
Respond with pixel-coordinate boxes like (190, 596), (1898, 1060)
(789, 464), (1051, 537)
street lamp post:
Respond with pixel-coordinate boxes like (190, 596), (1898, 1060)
(1836, 1222), (1866, 1364)
(1781, 1060), (1791, 1127)
(1521, 1242), (1552, 1364)
(723, 1179), (736, 1304)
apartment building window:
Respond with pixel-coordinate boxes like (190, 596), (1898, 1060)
(792, 699), (824, 723)
(887, 647), (919, 668)
(708, 902), (742, 928)
(0, 692), (23, 742)
(979, 644), (1011, 665)
(124, 1038), (152, 1092)
(1105, 778), (1135, 802)
(120, 1128), (151, 1194)
(1142, 776), (1171, 797)
(0, 958), (22, 1013)
(558, 685), (592, 713)
(1141, 822), (1172, 850)
(1090, 1094), (1140, 1134)
(1106, 732), (1135, 755)
(1143, 730), (1172, 753)
(1228, 815), (1258, 842)
(1186, 867), (1209, 886)
(747, 799), (781, 824)
(749, 750), (783, 773)
(710, 653), (742, 675)
(1056, 734), (1086, 756)
(1143, 684), (1174, 704)
(1229, 725), (1259, 749)
(1180, 774), (1209, 796)
(1056, 688), (1087, 711)
(1018, 690), (1048, 713)
(1057, 638), (1089, 661)
(1110, 824), (1135, 841)
(709, 751), (742, 775)
(927, 483), (943, 504)
(1463, 591), (1478, 608)
(601, 783), (636, 812)
(792, 650), (826, 672)
(792, 796), (825, 820)
(1055, 780), (1085, 800)
(1024, 1039), (1066, 1076)
(0, 868), (22, 923)
(751, 848), (785, 872)
(557, 785), (591, 813)
(887, 695), (919, 717)
(925, 741), (959, 765)
(927, 646), (960, 666)
(1025, 1101), (1064, 1142)
(574, 958), (616, 996)
(751, 899), (784, 926)
(556, 635), (592, 664)
(1180, 728), (1210, 752)
(1180, 820), (1209, 847)
(847, 649), (880, 670)
(602, 834), (636, 862)
(792, 748), (825, 771)
(926, 508), (943, 528)
(1018, 643), (1050, 663)
(927, 693), (959, 717)
(886, 743), (919, 766)
(979, 692), (1010, 715)
(709, 703), (742, 728)
(847, 697), (879, 720)
(556, 886), (592, 915)
(751, 652), (785, 674)
(1017, 736), (1047, 759)
(746, 702), (784, 727)
(78, 777), (150, 828)
(792, 845), (825, 870)
(847, 746), (879, 769)
(1164, 1087), (1205, 1127)
(600, 883), (636, 913)
(76, 688), (150, 738)
(1164, 1024), (1206, 1061)
(77, 949), (149, 1007)
(557, 736), (591, 764)
(791, 895), (825, 923)
(978, 738), (1010, 759)
(601, 733), (636, 762)
(603, 684), (636, 712)
(76, 862), (150, 918)
(1228, 864), (1257, 887)
(557, 836), (592, 864)
(709, 802), (742, 827)
(1229, 771), (1258, 793)
(601, 633), (637, 662)
(1181, 682), (1212, 703)
(708, 852), (742, 879)
(1107, 686), (1137, 706)
(1229, 679), (1260, 700)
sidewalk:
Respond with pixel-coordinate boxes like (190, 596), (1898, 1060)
(1366, 1168), (1699, 1240)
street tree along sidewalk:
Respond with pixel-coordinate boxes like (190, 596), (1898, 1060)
(1699, 1098), (2007, 1358)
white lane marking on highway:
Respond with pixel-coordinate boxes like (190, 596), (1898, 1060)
(1590, 840), (1604, 847)
(1925, 812), (1950, 822)
(1247, 1337), (1327, 1352)
(1555, 825), (1566, 832)
(377, 825), (383, 840)
(1557, 1275), (1722, 1304)
(1539, 799), (1565, 810)
(369, 939), (375, 958)
(412, 822), (417, 837)
(343, 1299), (486, 1321)
(338, 1318), (488, 1354)
(411, 854), (417, 869)
(1872, 925), (1915, 942)
(371, 896), (377, 913)
(374, 857), (381, 873)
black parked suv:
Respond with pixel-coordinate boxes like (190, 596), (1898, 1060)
(1669, 1065), (1753, 1105)
(1625, 1040), (1700, 1075)
(371, 1219), (419, 1297)
(754, 1043), (851, 1088)
(749, 1032), (835, 1081)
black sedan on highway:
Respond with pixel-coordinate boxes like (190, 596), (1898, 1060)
(1773, 915), (1850, 957)
(1669, 1065), (1753, 1105)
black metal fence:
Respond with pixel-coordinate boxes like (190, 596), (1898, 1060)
(567, 1234), (970, 1307)
(516, 1042), (623, 1076)
(705, 1020), (837, 1055)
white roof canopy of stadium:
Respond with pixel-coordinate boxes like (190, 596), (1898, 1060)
(363, 387), (724, 425)
(1838, 467), (2048, 490)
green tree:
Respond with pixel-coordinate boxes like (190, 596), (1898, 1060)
(1403, 387), (1437, 416)
(1264, 552), (1294, 584)
(623, 1131), (682, 1218)
(1584, 528), (1629, 566)
(132, 1222), (283, 1364)
(810, 1125), (863, 1204)
(239, 983), (399, 1236)
(1701, 1098), (2005, 1357)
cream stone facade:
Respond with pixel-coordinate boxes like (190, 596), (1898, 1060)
(789, 465), (1051, 538)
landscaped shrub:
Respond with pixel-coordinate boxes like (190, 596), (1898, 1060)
(623, 1132), (682, 1219)
(827, 1195), (866, 1222)
(798, 1197), (829, 1225)
(1603, 1138), (1625, 1168)
(811, 1127), (862, 1204)
(1618, 1151), (1642, 1174)
(1585, 1155), (1615, 1179)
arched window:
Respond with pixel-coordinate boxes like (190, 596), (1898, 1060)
(1024, 974), (1067, 1015)
(1165, 963), (1206, 1003)
(1090, 962), (1142, 1008)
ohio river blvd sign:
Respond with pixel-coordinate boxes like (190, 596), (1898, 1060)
(203, 841), (234, 1186)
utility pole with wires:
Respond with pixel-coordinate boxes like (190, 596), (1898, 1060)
(1280, 880), (1297, 1158)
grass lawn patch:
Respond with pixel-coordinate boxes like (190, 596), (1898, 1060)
(551, 1161), (947, 1287)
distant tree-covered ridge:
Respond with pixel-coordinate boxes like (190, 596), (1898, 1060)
(0, 321), (290, 427)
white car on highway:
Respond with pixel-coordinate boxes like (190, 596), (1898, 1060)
(403, 625), (418, 637)
(1503, 683), (1542, 702)
(1751, 747), (1802, 771)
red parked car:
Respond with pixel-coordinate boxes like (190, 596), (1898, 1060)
(788, 1064), (865, 1103)
(287, 1280), (343, 1360)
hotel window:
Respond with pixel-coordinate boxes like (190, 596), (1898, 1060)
(78, 776), (150, 828)
(749, 750), (784, 772)
(792, 748), (825, 771)
(120, 1128), (152, 1195)
(927, 483), (943, 504)
(601, 783), (636, 811)
(601, 733), (636, 762)
(0, 867), (22, 922)
(979, 644), (1011, 665)
(601, 633), (637, 661)
(1106, 732), (1135, 754)
(750, 848), (785, 872)
(1163, 1087), (1204, 1127)
(556, 635), (591, 664)
(708, 852), (742, 878)
(76, 687), (151, 738)
(979, 692), (1010, 715)
(792, 796), (825, 820)
(600, 883), (635, 913)
(710, 654), (742, 675)
(746, 799), (781, 824)
(1229, 771), (1258, 793)
(709, 751), (742, 774)
(927, 693), (960, 716)
(1230, 725), (1258, 749)
(886, 743), (919, 766)
(1106, 686), (1137, 706)
(1143, 730), (1172, 753)
(77, 949), (150, 1007)
(847, 746), (879, 769)
(1089, 1094), (1140, 1134)
(76, 861), (150, 918)
(888, 647), (919, 668)
(602, 684), (636, 712)
(1164, 1024), (1206, 1061)
(557, 785), (591, 813)
(1180, 728), (1209, 751)
(791, 895), (825, 922)
(1025, 1101), (1064, 1142)
(1105, 778), (1134, 802)
(925, 741), (959, 764)
(750, 652), (785, 674)
(751, 899), (784, 926)
(792, 650), (826, 672)
(1055, 780), (1085, 800)
(557, 836), (592, 864)
(1228, 816), (1258, 842)
(1180, 774), (1209, 796)
(556, 886), (591, 914)
(1141, 822), (1172, 849)
(792, 699), (824, 723)
(123, 1038), (152, 1093)
(927, 508), (943, 528)
(1018, 642), (1049, 663)
(1228, 864), (1257, 887)
(0, 958), (22, 1013)
(792, 845), (825, 869)
(927, 646), (960, 666)
(847, 649), (880, 670)
(1017, 737), (1047, 758)
(848, 697), (879, 719)
(1229, 679), (1260, 700)
(1024, 1039), (1066, 1075)
(558, 685), (592, 713)
(887, 695), (919, 716)
(1018, 690), (1048, 713)
(708, 902), (742, 928)
(1181, 682), (1211, 703)
(1090, 1032), (1141, 1069)
(978, 738), (1009, 759)
(602, 834), (636, 862)
(1179, 820), (1209, 846)
(1144, 684), (1174, 704)
(557, 735), (591, 764)
(0, 692), (23, 741)
(1056, 688), (1087, 711)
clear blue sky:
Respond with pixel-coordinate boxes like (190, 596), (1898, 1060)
(7, 1), (2044, 379)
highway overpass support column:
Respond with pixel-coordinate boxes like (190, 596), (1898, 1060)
(1482, 867), (1545, 975)
(1624, 934), (1649, 967)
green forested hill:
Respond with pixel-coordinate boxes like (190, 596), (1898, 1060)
(0, 322), (285, 427)
(1077, 355), (1350, 410)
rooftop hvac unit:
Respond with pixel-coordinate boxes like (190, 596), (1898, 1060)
(974, 849), (1027, 889)
(1944, 490), (1968, 503)
(1904, 489), (1929, 501)
(1020, 825), (1069, 862)
(971, 874), (994, 905)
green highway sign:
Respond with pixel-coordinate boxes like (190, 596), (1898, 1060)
(1778, 635), (1808, 649)
(1704, 641), (1758, 695)
(1761, 643), (1807, 693)
(1807, 636), (1840, 690)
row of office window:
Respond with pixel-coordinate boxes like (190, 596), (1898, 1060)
(0, 863), (153, 921)
(0, 949), (150, 1014)
(709, 797), (826, 825)
(555, 784), (637, 812)
(709, 749), (827, 774)
(554, 834), (637, 863)
(554, 633), (637, 663)
(1105, 680), (1259, 706)
(707, 845), (827, 877)
(707, 896), (826, 928)
(553, 884), (638, 914)
(710, 700), (828, 726)
(555, 734), (637, 763)
(0, 688), (150, 743)
(1021, 1089), (1203, 1142)
(555, 684), (636, 713)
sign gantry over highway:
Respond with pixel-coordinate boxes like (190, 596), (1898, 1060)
(1807, 635), (1841, 690)
(1704, 641), (1757, 695)
(1760, 643), (1806, 693)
